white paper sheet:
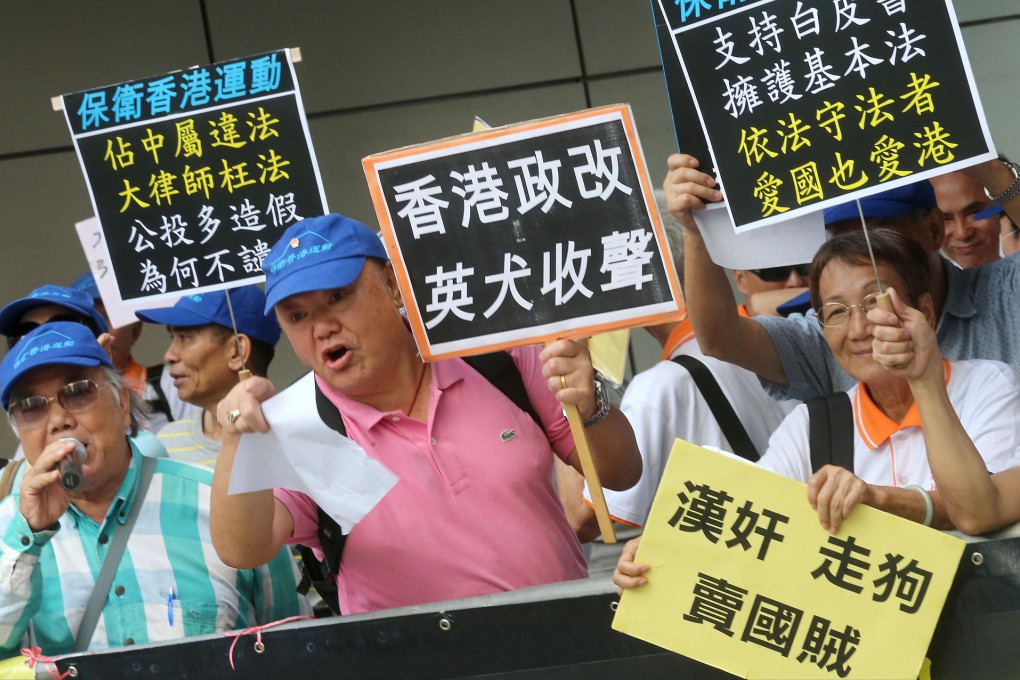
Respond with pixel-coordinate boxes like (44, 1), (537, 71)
(695, 202), (826, 270)
(227, 372), (399, 533)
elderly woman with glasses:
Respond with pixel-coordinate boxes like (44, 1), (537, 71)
(614, 228), (1020, 591)
(756, 228), (1020, 534)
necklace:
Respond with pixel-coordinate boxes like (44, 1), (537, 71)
(406, 361), (428, 415)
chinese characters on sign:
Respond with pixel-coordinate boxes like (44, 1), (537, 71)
(613, 441), (964, 679)
(61, 49), (327, 302)
(363, 106), (684, 360)
(652, 0), (995, 230)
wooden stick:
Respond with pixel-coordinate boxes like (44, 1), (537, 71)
(563, 402), (617, 543)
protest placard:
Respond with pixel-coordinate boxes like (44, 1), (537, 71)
(60, 48), (327, 304)
(613, 440), (965, 679)
(652, 0), (996, 232)
(362, 105), (684, 361)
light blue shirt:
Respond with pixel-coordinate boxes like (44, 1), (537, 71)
(0, 438), (306, 655)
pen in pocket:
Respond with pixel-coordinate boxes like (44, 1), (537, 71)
(167, 587), (176, 627)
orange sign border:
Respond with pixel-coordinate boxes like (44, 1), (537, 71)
(363, 104), (685, 361)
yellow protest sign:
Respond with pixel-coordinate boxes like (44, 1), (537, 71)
(613, 441), (965, 680)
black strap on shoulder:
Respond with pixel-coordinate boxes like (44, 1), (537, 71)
(807, 392), (854, 473)
(462, 351), (542, 427)
(671, 355), (759, 462)
(145, 364), (175, 423)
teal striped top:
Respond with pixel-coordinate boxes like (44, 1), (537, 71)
(0, 439), (306, 655)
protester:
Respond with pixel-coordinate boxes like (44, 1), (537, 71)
(0, 323), (305, 655)
(0, 285), (108, 350)
(136, 286), (280, 466)
(930, 170), (1006, 268)
(613, 229), (1020, 590)
(209, 213), (641, 615)
(70, 273), (199, 432)
(665, 153), (1020, 403)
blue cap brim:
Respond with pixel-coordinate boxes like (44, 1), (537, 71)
(136, 306), (218, 328)
(0, 298), (108, 336)
(264, 256), (367, 313)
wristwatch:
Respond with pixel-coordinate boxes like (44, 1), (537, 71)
(984, 160), (1020, 206)
(582, 373), (611, 427)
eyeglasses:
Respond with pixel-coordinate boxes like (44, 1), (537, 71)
(817, 293), (881, 328)
(749, 264), (810, 283)
(5, 314), (100, 350)
(7, 379), (111, 430)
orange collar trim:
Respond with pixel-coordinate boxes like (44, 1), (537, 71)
(121, 358), (146, 396)
(854, 359), (951, 450)
(660, 318), (695, 360)
(659, 306), (749, 360)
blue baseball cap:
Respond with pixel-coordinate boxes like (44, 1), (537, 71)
(263, 213), (388, 313)
(824, 179), (938, 226)
(0, 322), (113, 409)
(0, 285), (109, 338)
(135, 285), (281, 345)
(70, 272), (101, 301)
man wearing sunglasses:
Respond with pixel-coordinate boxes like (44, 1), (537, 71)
(733, 264), (809, 317)
(0, 322), (305, 655)
(0, 285), (109, 351)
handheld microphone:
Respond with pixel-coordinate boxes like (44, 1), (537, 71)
(58, 438), (87, 492)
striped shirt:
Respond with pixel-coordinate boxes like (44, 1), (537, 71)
(0, 439), (306, 655)
(157, 417), (219, 467)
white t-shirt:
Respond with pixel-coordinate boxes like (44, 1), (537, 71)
(585, 334), (796, 527)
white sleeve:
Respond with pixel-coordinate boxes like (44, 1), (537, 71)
(755, 404), (814, 483)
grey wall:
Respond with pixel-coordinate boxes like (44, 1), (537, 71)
(1, 1), (1017, 455)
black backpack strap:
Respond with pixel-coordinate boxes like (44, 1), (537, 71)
(462, 352), (541, 427)
(807, 392), (854, 472)
(145, 364), (175, 423)
(672, 355), (759, 462)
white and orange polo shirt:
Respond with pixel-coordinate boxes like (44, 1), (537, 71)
(758, 359), (1020, 488)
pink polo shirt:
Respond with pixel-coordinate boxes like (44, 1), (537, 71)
(275, 345), (587, 614)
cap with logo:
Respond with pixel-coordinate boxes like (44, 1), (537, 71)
(0, 322), (113, 409)
(263, 213), (388, 313)
(0, 285), (109, 337)
(135, 285), (281, 345)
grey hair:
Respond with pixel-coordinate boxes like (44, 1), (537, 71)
(654, 188), (685, 292)
(98, 366), (151, 436)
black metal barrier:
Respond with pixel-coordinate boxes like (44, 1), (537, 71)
(39, 535), (1020, 680)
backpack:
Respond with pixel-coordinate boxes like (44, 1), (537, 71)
(671, 355), (760, 462)
(295, 351), (541, 616)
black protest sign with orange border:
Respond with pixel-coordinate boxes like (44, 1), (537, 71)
(363, 105), (684, 361)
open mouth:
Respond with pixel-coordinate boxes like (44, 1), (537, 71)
(324, 346), (348, 363)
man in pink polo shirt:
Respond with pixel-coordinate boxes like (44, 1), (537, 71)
(209, 213), (641, 615)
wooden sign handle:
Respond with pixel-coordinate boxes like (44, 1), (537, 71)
(563, 402), (618, 544)
(238, 369), (253, 381)
(875, 291), (894, 314)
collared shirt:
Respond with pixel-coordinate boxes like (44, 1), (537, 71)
(588, 312), (795, 527)
(757, 359), (1020, 487)
(0, 440), (305, 655)
(756, 256), (1020, 402)
(275, 345), (587, 615)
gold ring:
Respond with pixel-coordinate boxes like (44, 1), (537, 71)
(227, 409), (241, 424)
(560, 375), (568, 390)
